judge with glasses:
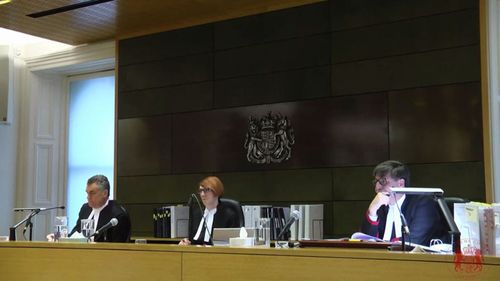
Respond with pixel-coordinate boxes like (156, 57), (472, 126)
(361, 160), (447, 246)
(179, 176), (240, 245)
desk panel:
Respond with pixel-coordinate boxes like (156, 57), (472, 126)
(0, 243), (181, 281)
(182, 249), (499, 281)
(1, 242), (499, 281)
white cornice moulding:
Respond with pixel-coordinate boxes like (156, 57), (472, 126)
(25, 40), (115, 73)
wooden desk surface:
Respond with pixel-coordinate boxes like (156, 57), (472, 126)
(131, 236), (182, 244)
(0, 242), (498, 281)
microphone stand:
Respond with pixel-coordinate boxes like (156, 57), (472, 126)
(400, 214), (409, 252)
(434, 195), (461, 254)
(401, 227), (405, 251)
(9, 206), (64, 241)
(10, 209), (39, 241)
(391, 192), (410, 252)
(190, 193), (213, 245)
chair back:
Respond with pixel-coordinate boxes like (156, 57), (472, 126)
(219, 198), (245, 227)
(444, 197), (470, 217)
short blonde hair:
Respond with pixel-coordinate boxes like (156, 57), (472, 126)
(199, 176), (224, 197)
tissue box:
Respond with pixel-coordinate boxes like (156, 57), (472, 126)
(229, 237), (254, 247)
(59, 237), (88, 243)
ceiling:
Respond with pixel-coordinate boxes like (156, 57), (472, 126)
(0, 0), (322, 45)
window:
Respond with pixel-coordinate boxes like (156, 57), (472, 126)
(66, 72), (115, 229)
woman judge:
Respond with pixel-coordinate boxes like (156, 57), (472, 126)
(179, 176), (240, 245)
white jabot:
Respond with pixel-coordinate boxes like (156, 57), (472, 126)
(87, 199), (109, 233)
(382, 195), (406, 241)
(193, 207), (217, 242)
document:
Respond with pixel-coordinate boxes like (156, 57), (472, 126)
(350, 232), (384, 242)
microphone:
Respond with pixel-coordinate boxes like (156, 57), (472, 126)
(190, 193), (212, 244)
(400, 213), (410, 235)
(390, 191), (410, 235)
(277, 210), (301, 240)
(187, 193), (195, 206)
(14, 206), (65, 212)
(390, 191), (410, 251)
(92, 218), (118, 237)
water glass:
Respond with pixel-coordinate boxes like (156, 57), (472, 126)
(135, 238), (147, 244)
(255, 218), (271, 247)
(54, 216), (68, 242)
(54, 225), (68, 241)
(81, 219), (95, 242)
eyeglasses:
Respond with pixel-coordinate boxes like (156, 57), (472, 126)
(372, 177), (388, 186)
(198, 187), (213, 194)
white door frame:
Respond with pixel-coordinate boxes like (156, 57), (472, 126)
(15, 41), (115, 241)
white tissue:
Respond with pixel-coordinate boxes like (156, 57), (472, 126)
(71, 231), (85, 238)
(59, 231), (87, 243)
(229, 227), (254, 247)
(239, 227), (248, 238)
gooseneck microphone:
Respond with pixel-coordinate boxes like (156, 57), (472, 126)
(187, 193), (194, 206)
(277, 210), (301, 240)
(400, 213), (410, 235)
(11, 206), (66, 241)
(14, 206), (65, 212)
(92, 218), (119, 237)
(391, 191), (411, 251)
(189, 193), (212, 244)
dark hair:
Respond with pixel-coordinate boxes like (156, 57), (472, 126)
(373, 160), (410, 186)
(87, 174), (110, 196)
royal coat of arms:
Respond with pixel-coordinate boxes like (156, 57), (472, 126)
(244, 112), (295, 164)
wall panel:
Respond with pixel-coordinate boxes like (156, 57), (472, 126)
(331, 46), (480, 95)
(214, 34), (330, 79)
(118, 82), (213, 119)
(389, 83), (483, 163)
(214, 1), (329, 50)
(117, 0), (483, 238)
(332, 9), (479, 63)
(332, 201), (368, 237)
(330, 0), (478, 31)
(117, 116), (172, 176)
(409, 162), (485, 201)
(119, 25), (213, 66)
(34, 144), (53, 204)
(220, 169), (333, 202)
(332, 166), (374, 201)
(121, 203), (162, 236)
(214, 66), (330, 108)
(172, 94), (388, 173)
(119, 53), (213, 92)
(117, 174), (207, 203)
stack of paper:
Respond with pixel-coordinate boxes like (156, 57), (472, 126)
(454, 202), (496, 256)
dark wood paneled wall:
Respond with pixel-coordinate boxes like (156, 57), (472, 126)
(117, 0), (483, 237)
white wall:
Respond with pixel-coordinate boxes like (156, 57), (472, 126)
(0, 43), (72, 237)
(0, 49), (20, 236)
(0, 29), (72, 237)
(0, 38), (113, 239)
(13, 41), (114, 241)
